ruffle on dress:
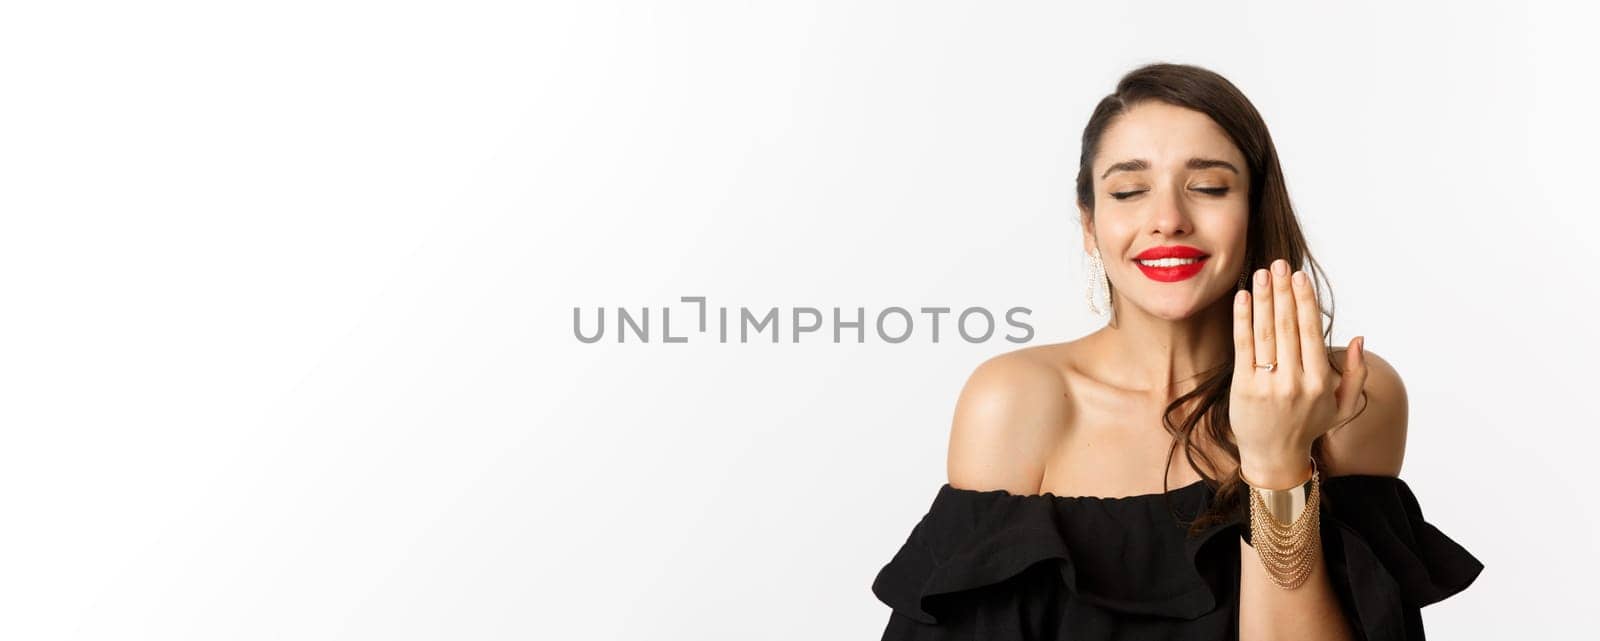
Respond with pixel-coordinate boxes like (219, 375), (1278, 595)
(871, 475), (1483, 641)
(1316, 475), (1485, 641)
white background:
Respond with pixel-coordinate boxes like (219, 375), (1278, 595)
(1, 1), (1592, 639)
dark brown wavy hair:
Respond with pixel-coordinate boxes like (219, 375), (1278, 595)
(1074, 62), (1368, 535)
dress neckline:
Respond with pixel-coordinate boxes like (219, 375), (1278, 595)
(942, 477), (1210, 503)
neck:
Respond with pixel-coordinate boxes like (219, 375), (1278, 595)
(1088, 293), (1234, 401)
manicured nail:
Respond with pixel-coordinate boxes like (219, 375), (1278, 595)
(1272, 260), (1287, 276)
(1255, 270), (1267, 287)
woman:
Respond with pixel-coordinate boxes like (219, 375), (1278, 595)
(870, 63), (1483, 640)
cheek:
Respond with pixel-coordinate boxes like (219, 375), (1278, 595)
(1095, 216), (1143, 239)
(1213, 211), (1250, 247)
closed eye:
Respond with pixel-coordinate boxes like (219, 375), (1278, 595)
(1109, 187), (1230, 200)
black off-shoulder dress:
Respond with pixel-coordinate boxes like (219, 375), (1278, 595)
(871, 475), (1483, 641)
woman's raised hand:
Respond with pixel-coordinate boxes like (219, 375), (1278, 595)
(1230, 258), (1367, 488)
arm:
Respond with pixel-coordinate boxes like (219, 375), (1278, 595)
(946, 353), (1069, 495)
(1237, 348), (1408, 641)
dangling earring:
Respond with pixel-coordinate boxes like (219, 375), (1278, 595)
(1085, 248), (1114, 324)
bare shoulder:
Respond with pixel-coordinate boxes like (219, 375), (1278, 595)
(1322, 346), (1408, 477)
(946, 344), (1074, 495)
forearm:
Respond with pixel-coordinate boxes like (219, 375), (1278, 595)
(1236, 455), (1355, 641)
(1238, 532), (1354, 640)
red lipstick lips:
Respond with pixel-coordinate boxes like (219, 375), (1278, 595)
(1132, 245), (1209, 282)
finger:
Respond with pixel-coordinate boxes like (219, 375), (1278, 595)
(1251, 268), (1274, 370)
(1334, 336), (1369, 422)
(1293, 269), (1329, 376)
(1233, 288), (1254, 379)
(1271, 259), (1301, 373)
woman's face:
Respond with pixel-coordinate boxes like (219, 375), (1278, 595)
(1081, 101), (1251, 321)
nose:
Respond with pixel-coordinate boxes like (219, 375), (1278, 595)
(1147, 188), (1194, 237)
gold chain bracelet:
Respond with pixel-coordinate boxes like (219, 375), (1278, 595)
(1241, 456), (1320, 590)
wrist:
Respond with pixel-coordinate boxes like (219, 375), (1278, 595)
(1239, 452), (1314, 490)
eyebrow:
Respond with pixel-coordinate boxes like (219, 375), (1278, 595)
(1100, 157), (1241, 179)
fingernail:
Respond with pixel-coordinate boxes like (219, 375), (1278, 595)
(1356, 336), (1365, 357)
(1254, 270), (1267, 287)
(1272, 260), (1287, 276)
(1293, 271), (1307, 286)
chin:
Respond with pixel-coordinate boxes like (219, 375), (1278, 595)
(1137, 303), (1197, 321)
(1154, 292), (1221, 319)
